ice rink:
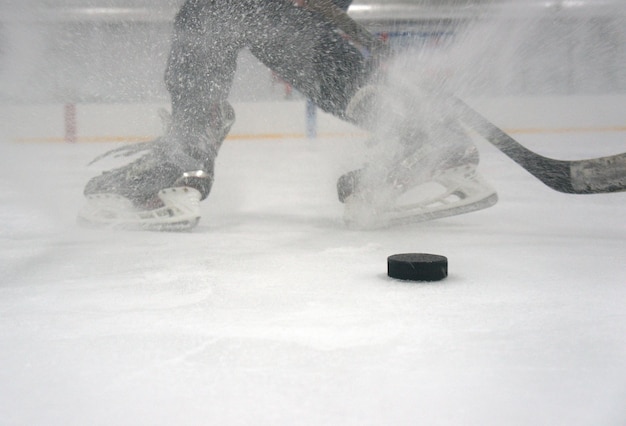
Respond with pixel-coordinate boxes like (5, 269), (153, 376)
(1, 95), (625, 425)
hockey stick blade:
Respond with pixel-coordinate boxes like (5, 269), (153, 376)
(452, 97), (626, 194)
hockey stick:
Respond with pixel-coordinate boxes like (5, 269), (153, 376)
(305, 0), (626, 194)
(449, 97), (626, 194)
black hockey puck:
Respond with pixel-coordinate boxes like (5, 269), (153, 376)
(387, 253), (448, 282)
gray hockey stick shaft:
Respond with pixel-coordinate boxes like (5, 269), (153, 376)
(306, 0), (626, 194)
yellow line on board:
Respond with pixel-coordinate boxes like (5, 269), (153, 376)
(14, 136), (154, 143)
(13, 132), (366, 143)
(507, 126), (626, 134)
(12, 126), (626, 144)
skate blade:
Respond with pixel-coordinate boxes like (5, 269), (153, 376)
(343, 170), (498, 230)
(77, 187), (202, 232)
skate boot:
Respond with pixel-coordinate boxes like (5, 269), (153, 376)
(78, 102), (235, 231)
(338, 85), (498, 229)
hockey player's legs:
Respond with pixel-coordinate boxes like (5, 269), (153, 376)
(78, 0), (496, 231)
(164, 0), (368, 118)
(243, 0), (372, 118)
(165, 0), (242, 131)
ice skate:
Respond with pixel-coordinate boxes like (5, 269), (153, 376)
(78, 103), (235, 231)
(338, 85), (498, 229)
(338, 143), (497, 229)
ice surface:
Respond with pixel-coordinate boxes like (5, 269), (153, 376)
(1, 99), (625, 425)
